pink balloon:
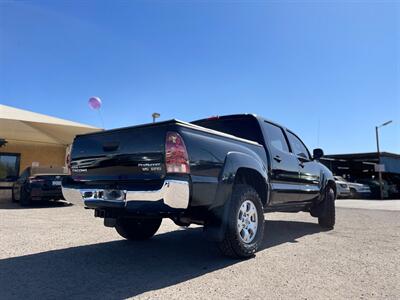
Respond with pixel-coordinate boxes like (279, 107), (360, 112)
(88, 97), (102, 110)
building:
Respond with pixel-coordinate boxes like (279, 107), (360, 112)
(0, 104), (100, 201)
(321, 152), (400, 198)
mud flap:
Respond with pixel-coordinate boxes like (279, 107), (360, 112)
(104, 218), (117, 227)
(203, 201), (231, 242)
(310, 198), (328, 217)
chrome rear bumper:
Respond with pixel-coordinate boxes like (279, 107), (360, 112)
(62, 180), (189, 209)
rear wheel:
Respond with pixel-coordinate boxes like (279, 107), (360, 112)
(19, 187), (31, 206)
(218, 184), (265, 259)
(115, 217), (162, 240)
(318, 187), (335, 230)
(11, 187), (17, 203)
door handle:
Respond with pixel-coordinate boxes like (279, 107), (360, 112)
(273, 155), (282, 163)
(299, 162), (305, 168)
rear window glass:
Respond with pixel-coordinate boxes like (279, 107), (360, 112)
(192, 117), (263, 143)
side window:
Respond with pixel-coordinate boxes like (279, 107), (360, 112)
(287, 131), (310, 160)
(263, 122), (290, 153)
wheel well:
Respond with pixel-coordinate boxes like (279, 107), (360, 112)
(327, 180), (337, 198)
(234, 168), (268, 206)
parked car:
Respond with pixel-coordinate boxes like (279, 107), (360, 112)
(12, 166), (67, 206)
(388, 175), (400, 198)
(354, 178), (400, 199)
(385, 179), (399, 198)
(62, 114), (336, 258)
(333, 176), (351, 198)
(333, 176), (371, 198)
(355, 178), (383, 198)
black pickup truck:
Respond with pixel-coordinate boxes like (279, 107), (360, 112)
(62, 114), (335, 258)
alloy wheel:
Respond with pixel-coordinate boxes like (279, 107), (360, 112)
(236, 200), (258, 243)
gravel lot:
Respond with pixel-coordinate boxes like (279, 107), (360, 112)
(0, 200), (399, 300)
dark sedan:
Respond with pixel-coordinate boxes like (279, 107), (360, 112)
(12, 166), (67, 206)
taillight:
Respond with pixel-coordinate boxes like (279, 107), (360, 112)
(29, 177), (44, 183)
(66, 153), (71, 175)
(165, 132), (190, 174)
(66, 144), (72, 175)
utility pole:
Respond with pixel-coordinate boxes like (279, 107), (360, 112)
(375, 120), (393, 200)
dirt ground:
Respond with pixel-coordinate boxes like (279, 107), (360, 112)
(0, 200), (399, 299)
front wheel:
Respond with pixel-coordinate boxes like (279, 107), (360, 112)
(115, 217), (162, 241)
(218, 184), (265, 259)
(318, 187), (336, 230)
(350, 188), (357, 199)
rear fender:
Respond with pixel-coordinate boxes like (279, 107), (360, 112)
(204, 151), (269, 241)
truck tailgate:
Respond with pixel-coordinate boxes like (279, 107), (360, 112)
(70, 122), (175, 182)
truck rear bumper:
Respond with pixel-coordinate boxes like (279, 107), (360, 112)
(62, 179), (190, 210)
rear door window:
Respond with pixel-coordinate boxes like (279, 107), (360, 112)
(262, 122), (290, 153)
(192, 117), (263, 143)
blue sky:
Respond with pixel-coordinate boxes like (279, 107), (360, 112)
(1, 0), (399, 154)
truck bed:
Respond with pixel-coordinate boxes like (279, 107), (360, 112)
(69, 119), (262, 183)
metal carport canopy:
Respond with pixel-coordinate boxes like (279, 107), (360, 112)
(0, 104), (101, 145)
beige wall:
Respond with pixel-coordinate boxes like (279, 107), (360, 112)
(0, 140), (66, 174)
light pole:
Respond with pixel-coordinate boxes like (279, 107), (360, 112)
(152, 112), (160, 123)
(375, 120), (393, 200)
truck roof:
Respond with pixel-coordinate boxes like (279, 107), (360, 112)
(192, 113), (287, 131)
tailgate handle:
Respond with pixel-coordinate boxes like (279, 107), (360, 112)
(102, 142), (119, 152)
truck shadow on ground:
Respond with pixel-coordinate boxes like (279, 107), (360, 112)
(0, 200), (72, 210)
(0, 220), (322, 299)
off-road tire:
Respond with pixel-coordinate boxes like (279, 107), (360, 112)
(318, 187), (335, 230)
(115, 217), (162, 241)
(218, 184), (265, 259)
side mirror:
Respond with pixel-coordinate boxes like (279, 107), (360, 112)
(313, 148), (324, 160)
